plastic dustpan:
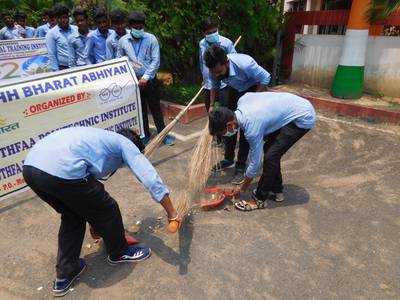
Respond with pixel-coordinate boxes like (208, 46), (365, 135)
(200, 187), (234, 208)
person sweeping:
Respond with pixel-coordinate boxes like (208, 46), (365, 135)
(208, 92), (316, 211)
(23, 127), (180, 297)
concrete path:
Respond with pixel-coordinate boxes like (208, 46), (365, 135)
(0, 111), (399, 299)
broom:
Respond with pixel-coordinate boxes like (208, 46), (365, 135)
(144, 35), (242, 159)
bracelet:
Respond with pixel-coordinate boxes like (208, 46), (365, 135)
(168, 214), (179, 221)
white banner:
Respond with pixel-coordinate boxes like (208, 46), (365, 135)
(0, 38), (50, 80)
(0, 58), (143, 201)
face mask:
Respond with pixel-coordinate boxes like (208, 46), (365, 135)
(223, 128), (238, 137)
(131, 28), (144, 39)
(205, 31), (219, 43)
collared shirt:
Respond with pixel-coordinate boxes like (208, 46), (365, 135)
(84, 28), (115, 64)
(0, 26), (21, 40)
(68, 30), (93, 67)
(211, 53), (271, 92)
(235, 92), (316, 178)
(16, 25), (36, 38)
(46, 24), (78, 70)
(117, 32), (160, 81)
(199, 35), (236, 90)
(24, 127), (169, 202)
(35, 23), (51, 38)
(106, 29), (129, 60)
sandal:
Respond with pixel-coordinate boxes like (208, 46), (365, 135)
(234, 199), (267, 211)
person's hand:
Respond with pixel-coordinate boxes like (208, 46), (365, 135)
(209, 105), (215, 112)
(138, 78), (148, 89)
(167, 213), (182, 233)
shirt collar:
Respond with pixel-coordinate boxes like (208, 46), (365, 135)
(96, 28), (113, 38)
(235, 109), (244, 129)
(228, 58), (236, 78)
(58, 24), (72, 33)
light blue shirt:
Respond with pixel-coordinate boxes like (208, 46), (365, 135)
(24, 127), (169, 202)
(68, 30), (93, 67)
(0, 26), (21, 40)
(17, 26), (36, 38)
(46, 24), (78, 70)
(117, 32), (160, 81)
(211, 53), (271, 92)
(235, 92), (316, 178)
(84, 28), (115, 64)
(199, 35), (236, 90)
(35, 23), (51, 37)
(106, 29), (129, 60)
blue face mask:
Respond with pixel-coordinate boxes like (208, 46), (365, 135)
(223, 128), (238, 137)
(205, 31), (219, 43)
(131, 28), (144, 39)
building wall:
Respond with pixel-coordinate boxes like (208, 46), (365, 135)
(291, 34), (400, 97)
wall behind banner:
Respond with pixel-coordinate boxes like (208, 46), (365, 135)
(291, 34), (400, 97)
(0, 58), (143, 201)
(0, 38), (51, 81)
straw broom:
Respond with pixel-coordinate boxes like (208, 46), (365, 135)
(145, 36), (242, 233)
(144, 35), (242, 159)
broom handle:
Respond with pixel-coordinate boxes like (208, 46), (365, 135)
(169, 35), (242, 123)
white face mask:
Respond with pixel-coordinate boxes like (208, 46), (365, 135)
(131, 28), (144, 38)
(223, 128), (238, 137)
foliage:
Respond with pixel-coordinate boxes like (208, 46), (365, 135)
(160, 82), (202, 105)
(0, 0), (281, 82)
(366, 0), (400, 23)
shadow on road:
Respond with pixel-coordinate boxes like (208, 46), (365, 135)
(137, 216), (193, 275)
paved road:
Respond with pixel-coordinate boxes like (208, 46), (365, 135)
(0, 112), (399, 299)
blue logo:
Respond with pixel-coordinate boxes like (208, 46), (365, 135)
(22, 55), (51, 75)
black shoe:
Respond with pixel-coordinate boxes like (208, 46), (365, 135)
(53, 258), (86, 297)
(212, 159), (234, 171)
(231, 170), (245, 185)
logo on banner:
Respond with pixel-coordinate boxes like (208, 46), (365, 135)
(22, 56), (51, 76)
(0, 115), (20, 134)
(96, 80), (134, 108)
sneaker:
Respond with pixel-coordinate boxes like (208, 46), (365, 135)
(231, 170), (245, 185)
(163, 135), (175, 146)
(212, 159), (234, 171)
(107, 245), (152, 265)
(141, 135), (151, 145)
(53, 258), (86, 297)
(270, 192), (284, 202)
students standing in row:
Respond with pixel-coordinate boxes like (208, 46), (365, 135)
(68, 8), (92, 68)
(14, 11), (36, 38)
(35, 9), (57, 38)
(106, 9), (129, 60)
(0, 12), (21, 40)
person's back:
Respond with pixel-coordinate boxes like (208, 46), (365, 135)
(236, 92), (316, 136)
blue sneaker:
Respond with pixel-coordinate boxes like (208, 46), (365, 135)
(141, 135), (151, 145)
(163, 135), (175, 146)
(53, 258), (86, 297)
(107, 245), (152, 265)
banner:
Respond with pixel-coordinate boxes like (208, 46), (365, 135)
(0, 58), (143, 201)
(0, 38), (50, 80)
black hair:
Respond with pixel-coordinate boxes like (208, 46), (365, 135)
(42, 8), (55, 18)
(1, 11), (13, 18)
(208, 107), (235, 136)
(201, 17), (218, 32)
(72, 7), (88, 19)
(110, 9), (126, 24)
(117, 128), (145, 152)
(53, 4), (70, 17)
(93, 8), (107, 21)
(204, 44), (227, 69)
(127, 11), (146, 25)
(14, 11), (27, 19)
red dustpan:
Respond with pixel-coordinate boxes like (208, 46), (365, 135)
(200, 187), (234, 208)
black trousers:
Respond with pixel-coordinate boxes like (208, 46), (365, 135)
(255, 122), (309, 200)
(23, 166), (128, 279)
(140, 78), (165, 137)
(204, 86), (230, 111)
(58, 65), (69, 70)
(224, 85), (257, 170)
